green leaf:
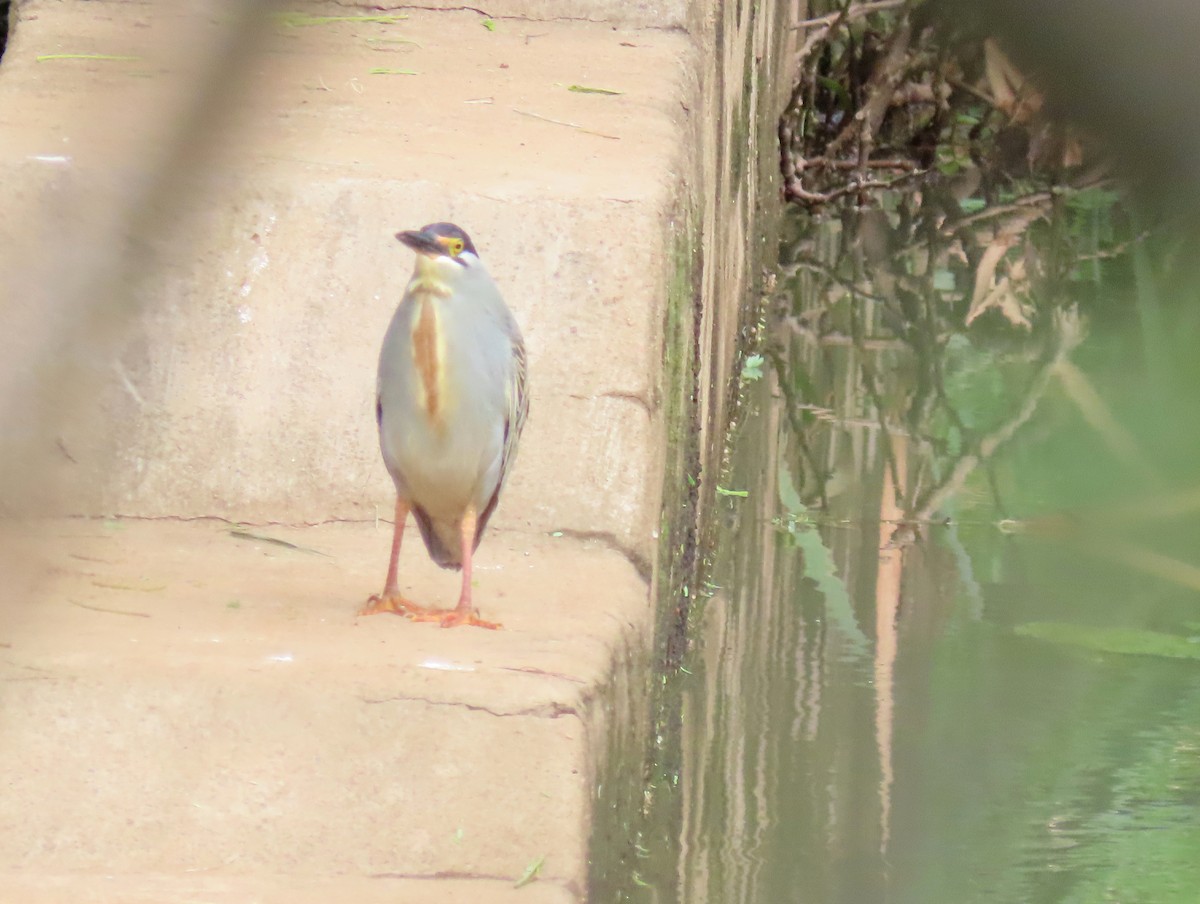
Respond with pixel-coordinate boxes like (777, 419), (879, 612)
(715, 486), (749, 498)
(777, 463), (804, 515)
(937, 158), (962, 177)
(482, 18), (496, 31)
(1066, 185), (1121, 211)
(1015, 622), (1200, 660)
(514, 854), (546, 888)
(932, 269), (956, 292)
(36, 53), (141, 62)
(277, 12), (407, 26)
(816, 75), (851, 110)
(778, 464), (868, 654)
(740, 353), (765, 382)
(567, 84), (623, 95)
(786, 522), (869, 655)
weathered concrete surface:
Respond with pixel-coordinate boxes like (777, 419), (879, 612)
(0, 874), (575, 904)
(0, 517), (645, 897)
(0, 0), (701, 900)
(0, 1), (690, 558)
(689, 0), (796, 536)
(402, 0), (694, 29)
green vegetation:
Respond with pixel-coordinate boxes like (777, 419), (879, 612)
(1016, 622), (1200, 661)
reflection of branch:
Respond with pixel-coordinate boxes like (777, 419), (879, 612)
(783, 170), (925, 205)
(1101, 543), (1200, 594)
(825, 19), (912, 162)
(946, 191), (1054, 233)
(850, 296), (910, 508)
(946, 77), (998, 108)
(1076, 231), (1151, 262)
(875, 434), (905, 855)
(788, 0), (906, 81)
(910, 311), (1083, 520)
(800, 158), (922, 172)
(1053, 359), (1162, 486)
(793, 402), (923, 436)
(1104, 485), (1200, 523)
(786, 322), (909, 351)
(780, 258), (890, 304)
(768, 347), (831, 511)
(946, 173), (1115, 238)
(781, 5), (927, 208)
(793, 0), (907, 32)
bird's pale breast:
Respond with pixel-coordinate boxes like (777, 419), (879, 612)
(378, 288), (507, 524)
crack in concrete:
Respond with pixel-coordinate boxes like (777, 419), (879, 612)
(333, 0), (684, 30)
(369, 869), (513, 880)
(360, 693), (578, 720)
(499, 665), (588, 684)
(368, 869), (579, 895)
(569, 389), (659, 417)
(76, 514), (656, 582)
(67, 513), (370, 529)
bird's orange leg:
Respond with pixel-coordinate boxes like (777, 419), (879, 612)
(409, 505), (501, 630)
(358, 497), (415, 616)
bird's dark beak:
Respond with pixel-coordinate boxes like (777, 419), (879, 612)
(396, 229), (443, 257)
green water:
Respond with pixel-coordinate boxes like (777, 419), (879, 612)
(675, 213), (1200, 903)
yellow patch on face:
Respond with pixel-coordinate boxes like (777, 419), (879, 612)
(438, 235), (466, 258)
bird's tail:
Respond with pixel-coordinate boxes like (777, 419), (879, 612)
(412, 505), (464, 570)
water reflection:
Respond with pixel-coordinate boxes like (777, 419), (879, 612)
(678, 210), (1200, 903)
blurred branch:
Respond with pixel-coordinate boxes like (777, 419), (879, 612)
(1, 0), (285, 511)
(1053, 359), (1163, 487)
(910, 311), (1083, 520)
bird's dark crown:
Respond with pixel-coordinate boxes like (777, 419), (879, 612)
(420, 222), (478, 257)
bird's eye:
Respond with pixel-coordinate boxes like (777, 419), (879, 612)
(448, 238), (465, 256)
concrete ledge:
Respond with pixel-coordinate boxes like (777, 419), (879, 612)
(0, 518), (648, 890)
(388, 1), (693, 30)
(0, 2), (693, 556)
(0, 873), (576, 903)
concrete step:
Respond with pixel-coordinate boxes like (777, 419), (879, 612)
(0, 519), (648, 896)
(0, 0), (690, 557)
(0, 873), (575, 903)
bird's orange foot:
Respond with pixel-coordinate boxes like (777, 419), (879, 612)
(409, 606), (502, 630)
(357, 593), (414, 617)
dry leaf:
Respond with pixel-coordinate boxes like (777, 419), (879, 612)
(984, 38), (1042, 124)
(967, 254), (1032, 329)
